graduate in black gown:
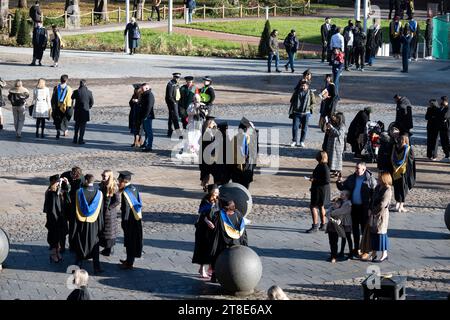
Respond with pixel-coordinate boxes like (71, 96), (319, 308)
(44, 174), (70, 263)
(192, 184), (220, 278)
(72, 174), (104, 274)
(61, 166), (84, 252)
(210, 199), (248, 283)
(118, 171), (143, 270)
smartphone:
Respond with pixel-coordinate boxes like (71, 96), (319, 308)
(325, 116), (329, 123)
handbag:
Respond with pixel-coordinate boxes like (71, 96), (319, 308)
(28, 104), (34, 117)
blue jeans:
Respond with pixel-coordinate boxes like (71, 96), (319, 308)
(367, 54), (376, 65)
(333, 65), (343, 97)
(285, 51), (295, 71)
(188, 9), (193, 23)
(292, 113), (311, 144)
(268, 52), (279, 72)
(143, 117), (153, 150)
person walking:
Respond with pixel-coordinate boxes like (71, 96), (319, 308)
(347, 107), (372, 158)
(424, 17), (433, 60)
(307, 151), (330, 233)
(325, 112), (346, 178)
(179, 76), (198, 129)
(389, 16), (403, 59)
(51, 74), (73, 139)
(368, 172), (393, 262)
(400, 24), (412, 73)
(394, 94), (413, 135)
(118, 171), (143, 270)
(32, 78), (51, 138)
(165, 73), (181, 137)
(353, 21), (367, 71)
(283, 29), (299, 73)
(124, 17), (140, 55)
(139, 83), (155, 152)
(49, 25), (63, 68)
(149, 0), (161, 21)
(192, 184), (219, 278)
(199, 76), (216, 114)
(391, 134), (416, 212)
(44, 174), (70, 263)
(7, 80), (29, 139)
(425, 99), (441, 160)
(288, 80), (316, 148)
(267, 30), (281, 73)
(99, 170), (120, 257)
(343, 20), (354, 71)
(320, 17), (332, 63)
(366, 20), (383, 67)
(72, 174), (104, 274)
(336, 162), (377, 258)
(408, 14), (420, 61)
(332, 48), (345, 96)
(0, 78), (6, 131)
(438, 96), (450, 162)
(71, 80), (94, 145)
(30, 22), (47, 66)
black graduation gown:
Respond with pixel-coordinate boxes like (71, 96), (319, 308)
(72, 186), (104, 259)
(61, 171), (84, 247)
(192, 199), (218, 265)
(99, 184), (120, 249)
(210, 210), (248, 268)
(50, 32), (61, 63)
(44, 189), (70, 249)
(347, 110), (370, 153)
(67, 286), (91, 300)
(395, 97), (413, 135)
(121, 185), (143, 259)
(32, 26), (47, 60)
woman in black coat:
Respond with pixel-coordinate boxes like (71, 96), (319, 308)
(71, 80), (94, 144)
(347, 107), (372, 158)
(129, 85), (143, 147)
(124, 17), (140, 55)
(44, 174), (70, 263)
(192, 184), (220, 278)
(425, 99), (441, 160)
(99, 170), (120, 256)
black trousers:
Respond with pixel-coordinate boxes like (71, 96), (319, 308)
(340, 231), (353, 255)
(439, 126), (450, 157)
(35, 118), (45, 133)
(354, 46), (365, 69)
(351, 204), (368, 252)
(321, 44), (327, 62)
(410, 36), (418, 59)
(76, 243), (100, 269)
(151, 5), (161, 21)
(126, 251), (135, 265)
(328, 232), (339, 259)
(167, 103), (180, 134)
(345, 45), (353, 68)
(74, 121), (86, 142)
(427, 128), (439, 158)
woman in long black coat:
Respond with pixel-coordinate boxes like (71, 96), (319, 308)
(347, 107), (371, 158)
(129, 86), (143, 147)
(50, 25), (63, 67)
(124, 17), (140, 55)
(192, 184), (220, 278)
(425, 99), (441, 160)
(99, 170), (120, 256)
(44, 174), (70, 263)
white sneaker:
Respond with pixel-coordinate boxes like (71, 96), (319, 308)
(300, 142), (305, 148)
(290, 141), (296, 147)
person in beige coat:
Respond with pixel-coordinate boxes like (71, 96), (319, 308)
(368, 172), (393, 263)
(7, 80), (30, 138)
(32, 78), (52, 138)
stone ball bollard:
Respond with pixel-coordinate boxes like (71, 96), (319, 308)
(219, 183), (253, 217)
(215, 245), (262, 296)
(0, 227), (10, 270)
(445, 203), (450, 232)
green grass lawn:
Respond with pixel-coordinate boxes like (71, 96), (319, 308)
(63, 28), (259, 58)
(177, 18), (426, 45)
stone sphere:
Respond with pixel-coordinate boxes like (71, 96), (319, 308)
(219, 183), (252, 217)
(215, 245), (262, 295)
(0, 227), (10, 266)
(445, 203), (450, 231)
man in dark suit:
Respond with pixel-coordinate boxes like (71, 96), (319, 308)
(30, 22), (47, 66)
(71, 80), (94, 145)
(320, 17), (331, 63)
(140, 83), (155, 152)
(165, 73), (181, 137)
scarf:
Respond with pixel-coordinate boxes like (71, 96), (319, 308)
(392, 144), (409, 180)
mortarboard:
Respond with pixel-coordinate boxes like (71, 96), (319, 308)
(172, 72), (181, 78)
(184, 76), (194, 81)
(118, 170), (133, 181)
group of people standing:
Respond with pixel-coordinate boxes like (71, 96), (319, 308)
(44, 167), (143, 273)
(3, 75), (94, 143)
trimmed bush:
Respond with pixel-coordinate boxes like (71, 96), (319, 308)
(10, 10), (22, 38)
(258, 19), (271, 58)
(16, 16), (31, 46)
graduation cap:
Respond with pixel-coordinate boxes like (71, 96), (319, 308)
(132, 83), (144, 89)
(49, 174), (60, 183)
(238, 117), (251, 130)
(118, 170), (133, 181)
(184, 76), (194, 81)
(203, 76), (212, 82)
(172, 72), (181, 78)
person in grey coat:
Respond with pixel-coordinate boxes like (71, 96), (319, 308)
(267, 30), (281, 73)
(325, 112), (346, 177)
(71, 80), (94, 144)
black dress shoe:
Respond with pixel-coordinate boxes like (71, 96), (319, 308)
(78, 141), (86, 145)
(94, 268), (104, 275)
(72, 139), (78, 144)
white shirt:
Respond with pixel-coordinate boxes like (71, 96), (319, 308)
(330, 33), (345, 51)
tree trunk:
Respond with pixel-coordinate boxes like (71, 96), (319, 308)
(0, 0), (9, 30)
(135, 0), (145, 20)
(94, 0), (109, 21)
(17, 0), (26, 8)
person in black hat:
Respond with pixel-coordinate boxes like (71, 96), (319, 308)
(179, 76), (198, 129)
(117, 171), (143, 270)
(165, 73), (181, 137)
(192, 184), (219, 278)
(438, 96), (450, 162)
(72, 174), (105, 274)
(199, 76), (216, 115)
(44, 174), (70, 263)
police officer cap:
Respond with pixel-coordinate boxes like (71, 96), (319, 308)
(203, 76), (212, 82)
(184, 76), (194, 81)
(172, 73), (181, 78)
(118, 171), (133, 181)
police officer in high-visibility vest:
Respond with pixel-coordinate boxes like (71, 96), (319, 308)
(200, 76), (216, 115)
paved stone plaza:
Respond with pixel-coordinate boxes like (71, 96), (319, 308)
(0, 46), (449, 300)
